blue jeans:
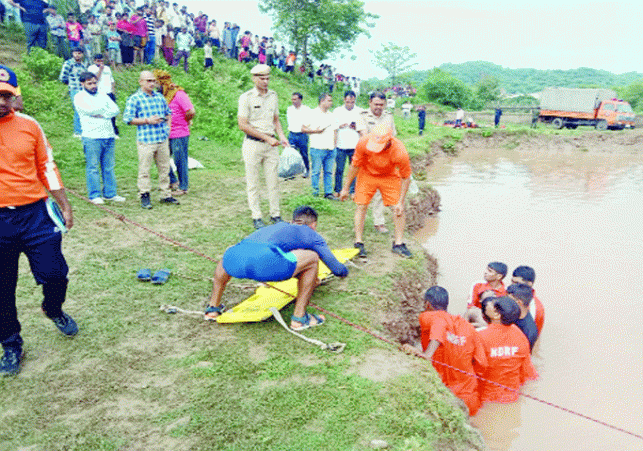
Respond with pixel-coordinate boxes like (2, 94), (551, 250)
(168, 136), (189, 191)
(334, 147), (355, 194)
(173, 49), (190, 72)
(310, 148), (335, 196)
(288, 132), (309, 171)
(23, 21), (47, 52)
(52, 34), (69, 60)
(69, 90), (82, 135)
(82, 137), (117, 199)
(144, 36), (155, 64)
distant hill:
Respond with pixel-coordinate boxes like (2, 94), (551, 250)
(398, 61), (643, 95)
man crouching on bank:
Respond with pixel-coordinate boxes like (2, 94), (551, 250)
(204, 206), (348, 330)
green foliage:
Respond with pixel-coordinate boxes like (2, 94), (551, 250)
(475, 75), (501, 105)
(402, 61), (643, 95)
(619, 79), (643, 112)
(22, 47), (64, 82)
(259, 0), (377, 66)
(422, 69), (475, 109)
(371, 42), (418, 86)
(441, 140), (456, 154)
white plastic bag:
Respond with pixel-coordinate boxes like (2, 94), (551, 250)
(278, 146), (305, 178)
(408, 175), (419, 196)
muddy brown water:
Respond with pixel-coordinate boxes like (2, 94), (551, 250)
(416, 145), (643, 451)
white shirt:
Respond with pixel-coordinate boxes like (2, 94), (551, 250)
(74, 90), (120, 139)
(155, 27), (165, 44)
(87, 64), (114, 95)
(333, 104), (362, 149)
(176, 32), (194, 51)
(305, 107), (337, 150)
(286, 104), (311, 133)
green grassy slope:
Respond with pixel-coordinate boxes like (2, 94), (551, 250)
(0, 29), (484, 451)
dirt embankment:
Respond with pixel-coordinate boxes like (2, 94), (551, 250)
(456, 128), (643, 154)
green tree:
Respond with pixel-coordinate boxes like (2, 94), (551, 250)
(371, 42), (417, 86)
(620, 79), (643, 112)
(475, 76), (501, 105)
(422, 69), (475, 109)
(259, 0), (376, 71)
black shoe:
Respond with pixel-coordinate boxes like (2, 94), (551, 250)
(0, 346), (23, 377)
(324, 194), (339, 201)
(354, 242), (367, 258)
(141, 192), (152, 209)
(160, 197), (180, 205)
(253, 218), (266, 229)
(270, 216), (283, 224)
(47, 311), (79, 336)
(392, 243), (412, 258)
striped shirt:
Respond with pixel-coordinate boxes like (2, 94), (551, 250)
(59, 58), (88, 92)
(145, 14), (155, 37)
(123, 89), (171, 143)
(0, 111), (64, 207)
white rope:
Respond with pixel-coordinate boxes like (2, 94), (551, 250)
(159, 304), (204, 317)
(269, 307), (346, 353)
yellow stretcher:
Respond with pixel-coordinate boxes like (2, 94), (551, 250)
(216, 248), (359, 323)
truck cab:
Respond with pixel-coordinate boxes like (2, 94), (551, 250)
(596, 100), (636, 130)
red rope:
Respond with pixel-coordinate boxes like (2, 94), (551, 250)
(67, 188), (643, 442)
(66, 189), (219, 264)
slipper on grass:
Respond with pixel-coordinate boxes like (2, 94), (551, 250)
(290, 312), (325, 331)
(151, 269), (171, 285)
(137, 268), (152, 282)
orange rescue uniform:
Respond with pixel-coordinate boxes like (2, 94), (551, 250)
(351, 134), (411, 206)
(468, 281), (507, 309)
(0, 111), (64, 207)
(531, 290), (545, 334)
(475, 323), (538, 404)
(419, 310), (488, 416)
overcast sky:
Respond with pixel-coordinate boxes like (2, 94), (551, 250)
(180, 0), (642, 79)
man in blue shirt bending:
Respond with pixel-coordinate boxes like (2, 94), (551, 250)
(204, 206), (348, 331)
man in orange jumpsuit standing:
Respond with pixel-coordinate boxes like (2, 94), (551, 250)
(339, 125), (413, 258)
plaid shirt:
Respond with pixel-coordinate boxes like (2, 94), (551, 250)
(123, 89), (171, 143)
(59, 58), (88, 92)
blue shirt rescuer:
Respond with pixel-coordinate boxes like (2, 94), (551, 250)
(204, 206), (348, 330)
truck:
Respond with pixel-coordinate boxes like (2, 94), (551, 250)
(539, 88), (636, 130)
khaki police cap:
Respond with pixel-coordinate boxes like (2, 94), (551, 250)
(250, 64), (271, 76)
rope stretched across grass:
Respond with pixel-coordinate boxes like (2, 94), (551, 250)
(67, 188), (643, 442)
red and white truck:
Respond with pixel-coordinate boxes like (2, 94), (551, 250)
(539, 88), (635, 130)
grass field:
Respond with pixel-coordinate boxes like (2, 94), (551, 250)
(0, 29), (489, 450)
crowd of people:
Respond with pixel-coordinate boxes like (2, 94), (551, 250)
(4, 0), (363, 89)
(2, 3), (543, 421)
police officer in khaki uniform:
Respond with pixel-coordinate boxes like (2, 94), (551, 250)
(238, 64), (289, 229)
(355, 91), (397, 234)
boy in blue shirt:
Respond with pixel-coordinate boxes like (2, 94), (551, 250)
(506, 283), (539, 351)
